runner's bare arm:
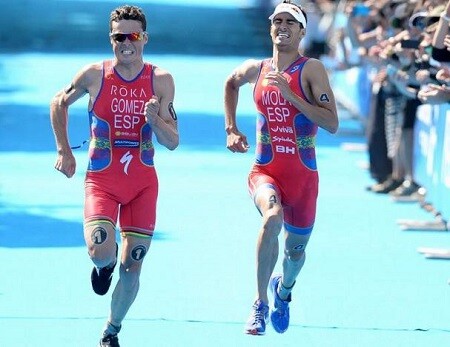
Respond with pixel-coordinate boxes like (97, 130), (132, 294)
(145, 68), (179, 150)
(224, 59), (260, 135)
(224, 59), (260, 152)
(276, 59), (339, 134)
(50, 64), (99, 177)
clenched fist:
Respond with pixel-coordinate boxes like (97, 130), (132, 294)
(144, 95), (160, 126)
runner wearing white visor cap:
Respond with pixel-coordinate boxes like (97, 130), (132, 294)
(269, 1), (307, 28)
(224, 0), (338, 337)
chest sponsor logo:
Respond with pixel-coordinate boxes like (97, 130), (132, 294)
(270, 126), (293, 134)
(275, 145), (296, 154)
(114, 139), (139, 148)
(289, 65), (300, 73)
(120, 151), (133, 175)
(273, 136), (296, 145)
(262, 90), (291, 122)
(110, 85), (147, 131)
(115, 130), (138, 137)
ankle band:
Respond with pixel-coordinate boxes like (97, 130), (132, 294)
(104, 321), (121, 336)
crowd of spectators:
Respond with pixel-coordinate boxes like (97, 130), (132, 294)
(309, 0), (450, 204)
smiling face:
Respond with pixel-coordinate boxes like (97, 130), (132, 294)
(270, 12), (304, 51)
(110, 19), (148, 64)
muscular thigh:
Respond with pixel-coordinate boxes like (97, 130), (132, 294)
(85, 180), (120, 226)
(249, 168), (318, 233)
(119, 183), (158, 237)
(85, 172), (158, 237)
(283, 172), (318, 234)
(84, 181), (119, 252)
(248, 171), (283, 215)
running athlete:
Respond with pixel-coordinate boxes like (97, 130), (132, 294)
(50, 5), (178, 347)
(224, 0), (338, 335)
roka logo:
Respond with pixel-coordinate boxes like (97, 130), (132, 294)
(120, 151), (133, 175)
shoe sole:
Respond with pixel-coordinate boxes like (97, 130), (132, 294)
(391, 195), (421, 202)
(244, 328), (266, 336)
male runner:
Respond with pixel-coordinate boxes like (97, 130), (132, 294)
(50, 5), (178, 346)
(224, 0), (338, 335)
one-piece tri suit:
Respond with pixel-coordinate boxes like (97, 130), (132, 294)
(248, 56), (318, 236)
(84, 60), (158, 237)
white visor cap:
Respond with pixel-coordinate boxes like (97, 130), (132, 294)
(268, 3), (307, 28)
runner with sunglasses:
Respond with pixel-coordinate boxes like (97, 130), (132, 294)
(224, 0), (338, 335)
(50, 5), (179, 347)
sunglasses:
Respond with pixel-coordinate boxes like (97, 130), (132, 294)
(110, 32), (146, 42)
(410, 17), (427, 30)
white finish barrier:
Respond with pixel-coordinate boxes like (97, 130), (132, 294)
(414, 103), (450, 223)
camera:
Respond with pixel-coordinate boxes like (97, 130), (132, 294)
(400, 39), (420, 50)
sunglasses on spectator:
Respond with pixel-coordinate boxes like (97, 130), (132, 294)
(411, 18), (427, 30)
(110, 32), (146, 42)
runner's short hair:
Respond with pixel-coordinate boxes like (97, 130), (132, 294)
(109, 5), (147, 32)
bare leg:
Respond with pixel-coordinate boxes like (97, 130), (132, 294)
(280, 232), (311, 299)
(254, 188), (283, 304)
(108, 233), (151, 328)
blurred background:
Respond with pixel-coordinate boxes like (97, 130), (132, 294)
(1, 0), (273, 55)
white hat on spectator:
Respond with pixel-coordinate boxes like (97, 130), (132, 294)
(409, 5), (445, 32)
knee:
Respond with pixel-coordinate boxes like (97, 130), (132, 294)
(84, 221), (117, 268)
(262, 209), (283, 236)
(284, 248), (306, 263)
(85, 222), (116, 268)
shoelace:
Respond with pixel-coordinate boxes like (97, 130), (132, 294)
(252, 304), (267, 324)
(276, 302), (287, 314)
(275, 293), (289, 314)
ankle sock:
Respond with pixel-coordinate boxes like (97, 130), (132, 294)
(278, 280), (295, 301)
(103, 321), (121, 337)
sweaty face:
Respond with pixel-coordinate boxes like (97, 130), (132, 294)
(270, 13), (303, 49)
(110, 20), (148, 63)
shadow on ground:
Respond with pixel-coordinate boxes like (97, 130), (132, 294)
(0, 208), (168, 248)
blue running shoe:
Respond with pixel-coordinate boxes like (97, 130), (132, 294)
(269, 274), (291, 333)
(244, 299), (269, 335)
